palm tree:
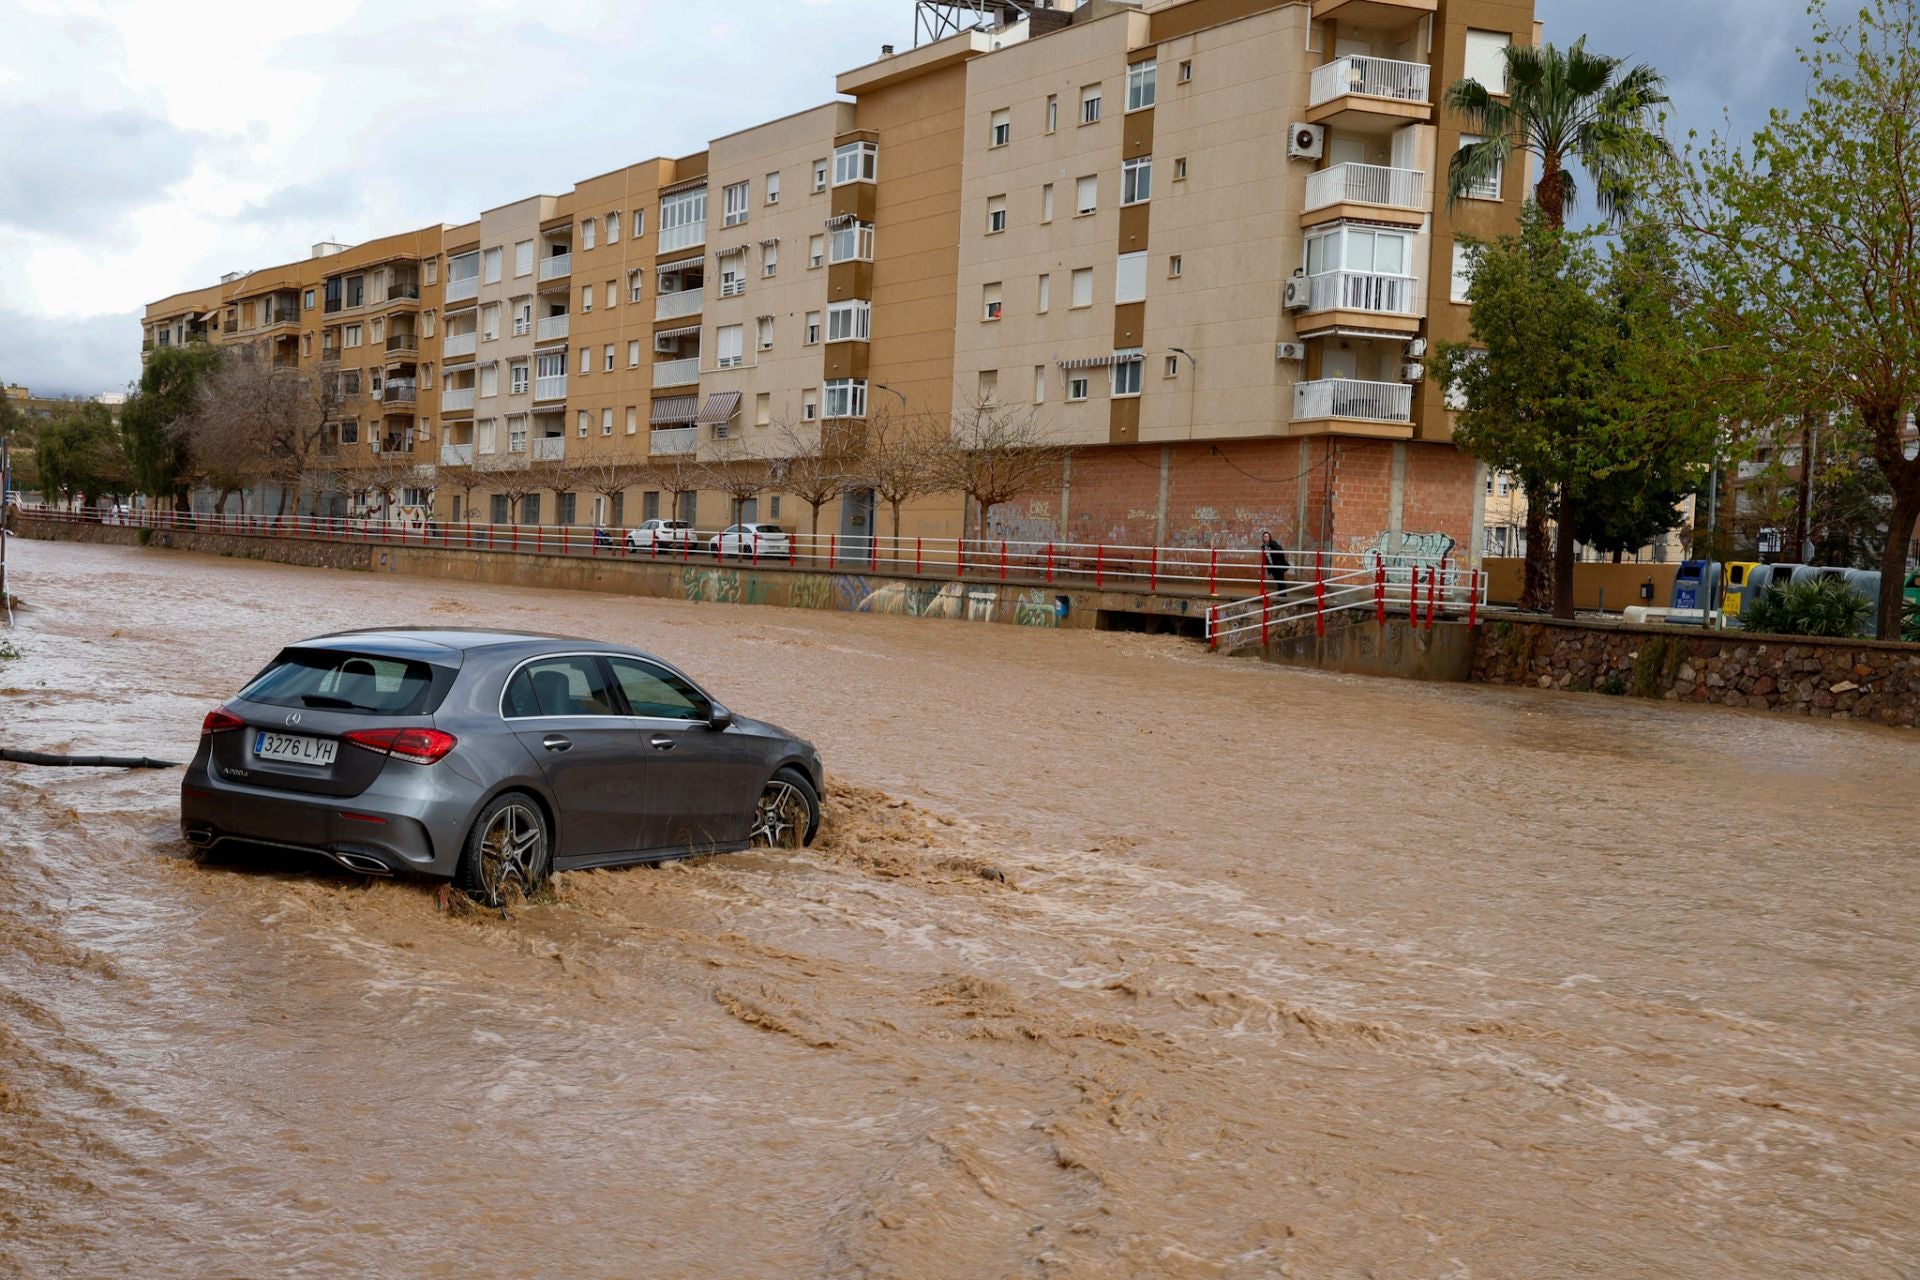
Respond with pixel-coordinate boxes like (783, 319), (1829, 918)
(1447, 38), (1670, 610)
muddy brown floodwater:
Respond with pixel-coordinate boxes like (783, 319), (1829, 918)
(1, 539), (1916, 1278)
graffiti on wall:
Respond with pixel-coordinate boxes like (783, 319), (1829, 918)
(1366, 530), (1457, 563)
(669, 563), (1061, 629)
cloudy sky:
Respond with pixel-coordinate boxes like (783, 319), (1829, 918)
(1, 0), (1814, 397)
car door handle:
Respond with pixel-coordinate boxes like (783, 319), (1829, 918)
(649, 734), (676, 751)
(542, 734), (572, 752)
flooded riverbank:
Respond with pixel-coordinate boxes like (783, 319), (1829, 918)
(2, 539), (1915, 1278)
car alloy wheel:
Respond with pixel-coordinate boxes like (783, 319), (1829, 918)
(749, 779), (809, 849)
(477, 801), (545, 904)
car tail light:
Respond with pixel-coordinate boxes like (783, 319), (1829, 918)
(343, 726), (458, 765)
(201, 707), (245, 735)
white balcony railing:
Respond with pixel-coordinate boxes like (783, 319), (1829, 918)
(650, 426), (697, 455)
(532, 436), (565, 461)
(1293, 378), (1413, 424)
(441, 387), (475, 412)
(659, 222), (705, 254)
(538, 253), (572, 282)
(1306, 269), (1419, 315)
(439, 443), (474, 466)
(534, 374), (567, 401)
(652, 357), (699, 388)
(536, 314), (570, 341)
(1304, 163), (1426, 212)
(655, 288), (703, 321)
(1309, 55), (1431, 109)
(442, 331), (477, 359)
(445, 276), (479, 303)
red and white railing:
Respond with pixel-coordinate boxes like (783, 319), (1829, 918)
(1203, 550), (1485, 648)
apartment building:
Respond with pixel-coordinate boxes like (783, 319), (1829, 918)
(142, 0), (1533, 559)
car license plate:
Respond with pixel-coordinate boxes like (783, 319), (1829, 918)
(254, 730), (337, 767)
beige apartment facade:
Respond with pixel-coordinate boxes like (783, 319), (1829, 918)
(144, 0), (1533, 560)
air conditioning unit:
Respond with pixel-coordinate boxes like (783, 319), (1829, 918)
(1276, 342), (1306, 361)
(1286, 122), (1326, 160)
(1282, 277), (1313, 310)
(655, 334), (679, 353)
(1406, 337), (1428, 358)
(1402, 362), (1426, 381)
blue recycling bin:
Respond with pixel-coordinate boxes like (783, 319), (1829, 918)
(1670, 560), (1720, 611)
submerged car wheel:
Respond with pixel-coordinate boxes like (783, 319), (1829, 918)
(458, 793), (552, 906)
(749, 768), (819, 850)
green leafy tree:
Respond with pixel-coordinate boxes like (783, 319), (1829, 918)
(121, 342), (221, 508)
(0, 393), (35, 495)
(1661, 0), (1920, 639)
(34, 403), (130, 507)
(1447, 37), (1671, 606)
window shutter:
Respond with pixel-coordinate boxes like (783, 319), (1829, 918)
(1115, 252), (1147, 304)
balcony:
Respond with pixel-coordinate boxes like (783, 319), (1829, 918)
(440, 443), (474, 466)
(650, 426), (697, 455)
(385, 332), (419, 355)
(388, 281), (420, 301)
(536, 314), (570, 342)
(534, 374), (567, 401)
(1307, 55), (1431, 124)
(261, 305), (299, 330)
(1306, 269), (1419, 318)
(538, 253), (572, 282)
(442, 331), (477, 360)
(1292, 378), (1413, 430)
(531, 436), (565, 462)
(655, 287), (703, 321)
(1310, 0), (1436, 20)
(441, 387), (475, 412)
(445, 276), (479, 303)
(652, 357), (700, 389)
(383, 382), (418, 405)
(1303, 163), (1426, 225)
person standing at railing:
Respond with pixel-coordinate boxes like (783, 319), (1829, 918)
(1258, 529), (1292, 595)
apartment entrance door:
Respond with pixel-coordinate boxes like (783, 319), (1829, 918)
(839, 488), (874, 561)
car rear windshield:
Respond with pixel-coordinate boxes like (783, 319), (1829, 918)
(752, 525), (785, 534)
(239, 649), (450, 716)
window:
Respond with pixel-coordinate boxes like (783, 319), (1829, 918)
(607, 212), (621, 243)
(1112, 349), (1143, 397)
(802, 388), (818, 420)
(757, 316), (773, 350)
(805, 310), (822, 344)
(477, 419), (494, 453)
(987, 194), (1007, 234)
(982, 282), (1002, 321)
(481, 304), (500, 341)
(537, 350), (566, 381)
(826, 300), (869, 342)
(480, 364), (499, 397)
(628, 339), (641, 367)
(370, 316), (384, 342)
(425, 258), (439, 285)
(1451, 240), (1475, 303)
(483, 248), (502, 284)
(580, 347), (592, 374)
(581, 218), (597, 250)
(513, 300), (531, 336)
(977, 369), (998, 402)
(766, 171), (780, 204)
(1081, 84), (1102, 124)
(577, 409), (590, 438)
(1041, 183), (1054, 222)
(1164, 355), (1179, 379)
(626, 405), (639, 435)
(768, 496), (781, 519)
(723, 180), (750, 227)
(1033, 365), (1046, 404)
(581, 284), (593, 314)
(1067, 375), (1090, 401)
(346, 275), (365, 306)
(1037, 273), (1050, 313)
(556, 493), (576, 526)
(1169, 254), (1183, 277)
(1305, 224), (1413, 277)
(422, 310), (435, 337)
(633, 210), (645, 237)
(1456, 134), (1503, 199)
(1071, 267), (1093, 308)
(833, 141), (878, 185)
(1122, 156), (1152, 205)
(606, 657), (708, 721)
(510, 361), (528, 394)
(1115, 251), (1147, 303)
(503, 656), (618, 719)
(1464, 29), (1512, 92)
(719, 251), (746, 296)
(604, 344), (616, 372)
(1126, 59), (1156, 111)
(990, 108), (1010, 147)
(344, 323), (362, 348)
(717, 324), (744, 368)
(1179, 59), (1192, 83)
(659, 187), (708, 253)
(812, 158), (828, 191)
(1076, 175), (1097, 216)
(642, 491), (661, 521)
(1174, 157), (1188, 181)
(809, 235), (825, 269)
(755, 392), (771, 425)
(762, 242), (778, 277)
(303, 288), (315, 310)
(824, 378), (867, 418)
(1045, 94), (1058, 133)
(341, 420), (360, 445)
(606, 281), (616, 308)
(508, 416), (528, 453)
(629, 272), (644, 303)
(829, 221), (875, 263)
(602, 407), (614, 436)
(515, 240), (534, 277)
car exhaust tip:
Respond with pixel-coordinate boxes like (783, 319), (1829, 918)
(330, 851), (394, 876)
(183, 827), (215, 847)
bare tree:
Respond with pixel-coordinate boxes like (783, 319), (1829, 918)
(436, 461), (485, 527)
(571, 439), (650, 532)
(477, 454), (544, 525)
(698, 434), (771, 530)
(767, 418), (848, 541)
(927, 398), (1067, 544)
(651, 451), (704, 527)
(360, 451), (426, 529)
(189, 344), (301, 514)
(856, 407), (943, 548)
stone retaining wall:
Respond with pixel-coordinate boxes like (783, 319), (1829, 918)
(1471, 616), (1920, 728)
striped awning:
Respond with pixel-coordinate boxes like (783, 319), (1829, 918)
(653, 323), (701, 340)
(656, 256), (703, 274)
(824, 212), (857, 229)
(695, 391), (742, 424)
(757, 237), (780, 247)
(650, 396), (699, 424)
(1056, 353), (1117, 369)
(714, 243), (749, 258)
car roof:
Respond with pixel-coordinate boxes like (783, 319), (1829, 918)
(296, 628), (658, 662)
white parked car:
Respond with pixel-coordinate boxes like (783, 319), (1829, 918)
(625, 519), (697, 553)
(711, 524), (792, 559)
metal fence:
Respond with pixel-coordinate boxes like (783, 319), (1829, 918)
(1203, 552), (1487, 648)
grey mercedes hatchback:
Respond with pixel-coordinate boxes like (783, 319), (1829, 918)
(181, 629), (824, 904)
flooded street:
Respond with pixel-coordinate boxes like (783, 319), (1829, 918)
(2, 538), (1915, 1278)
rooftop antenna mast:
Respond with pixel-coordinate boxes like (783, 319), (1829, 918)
(914, 0), (1034, 46)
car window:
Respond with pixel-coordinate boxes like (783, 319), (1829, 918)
(606, 657), (707, 721)
(241, 648), (443, 715)
(503, 656), (619, 718)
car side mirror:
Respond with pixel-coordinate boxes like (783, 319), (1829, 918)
(706, 702), (734, 731)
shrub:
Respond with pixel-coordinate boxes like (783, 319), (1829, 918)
(1739, 577), (1874, 638)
